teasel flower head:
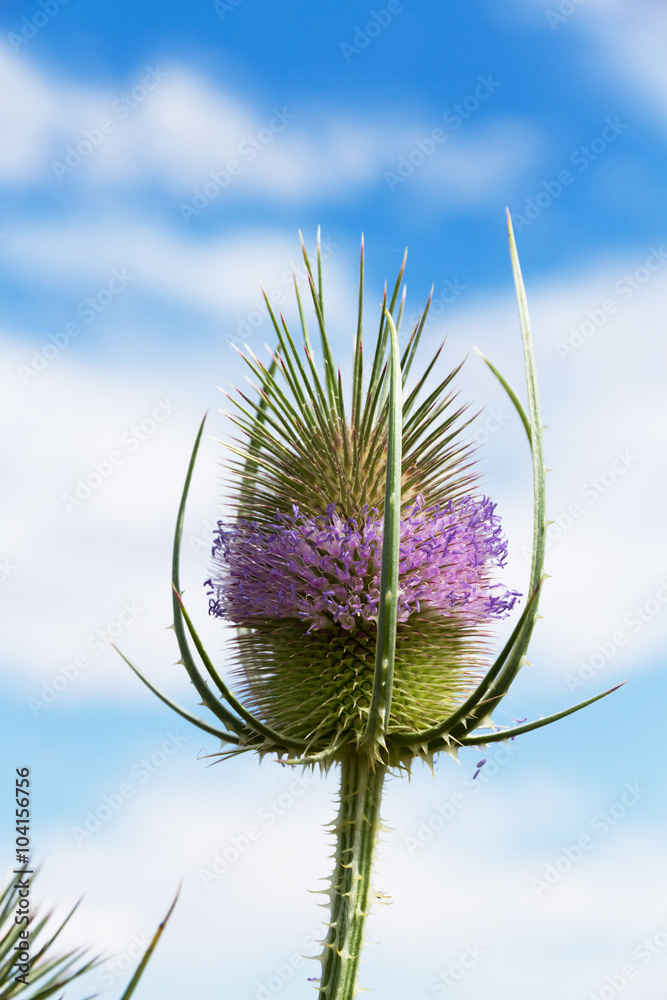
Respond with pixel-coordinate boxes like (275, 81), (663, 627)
(118, 216), (620, 771)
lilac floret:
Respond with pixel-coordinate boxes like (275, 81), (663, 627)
(206, 496), (520, 631)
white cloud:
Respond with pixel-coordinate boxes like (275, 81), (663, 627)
(0, 45), (539, 203)
(5, 218), (350, 320)
(0, 334), (212, 704)
(412, 118), (544, 205)
(0, 44), (58, 182)
(588, 3), (667, 123)
(515, 0), (667, 127)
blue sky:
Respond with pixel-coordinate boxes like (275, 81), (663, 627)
(2, 1), (667, 998)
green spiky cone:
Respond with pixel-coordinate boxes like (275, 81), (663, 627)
(232, 616), (477, 755)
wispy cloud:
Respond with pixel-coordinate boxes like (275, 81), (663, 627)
(4, 219), (348, 317)
(0, 45), (540, 205)
(516, 0), (667, 127)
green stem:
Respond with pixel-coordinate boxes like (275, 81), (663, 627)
(318, 753), (387, 1000)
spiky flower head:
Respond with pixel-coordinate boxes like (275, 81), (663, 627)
(119, 218), (619, 769)
(205, 233), (521, 762)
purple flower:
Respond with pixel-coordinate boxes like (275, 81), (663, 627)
(206, 495), (519, 634)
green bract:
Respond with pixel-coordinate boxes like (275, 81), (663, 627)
(0, 868), (98, 1000)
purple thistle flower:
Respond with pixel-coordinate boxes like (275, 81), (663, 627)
(473, 758), (487, 779)
(205, 491), (520, 747)
(207, 495), (519, 634)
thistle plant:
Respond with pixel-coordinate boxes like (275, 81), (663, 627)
(118, 214), (619, 1000)
(0, 869), (98, 1000)
(0, 868), (176, 1000)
